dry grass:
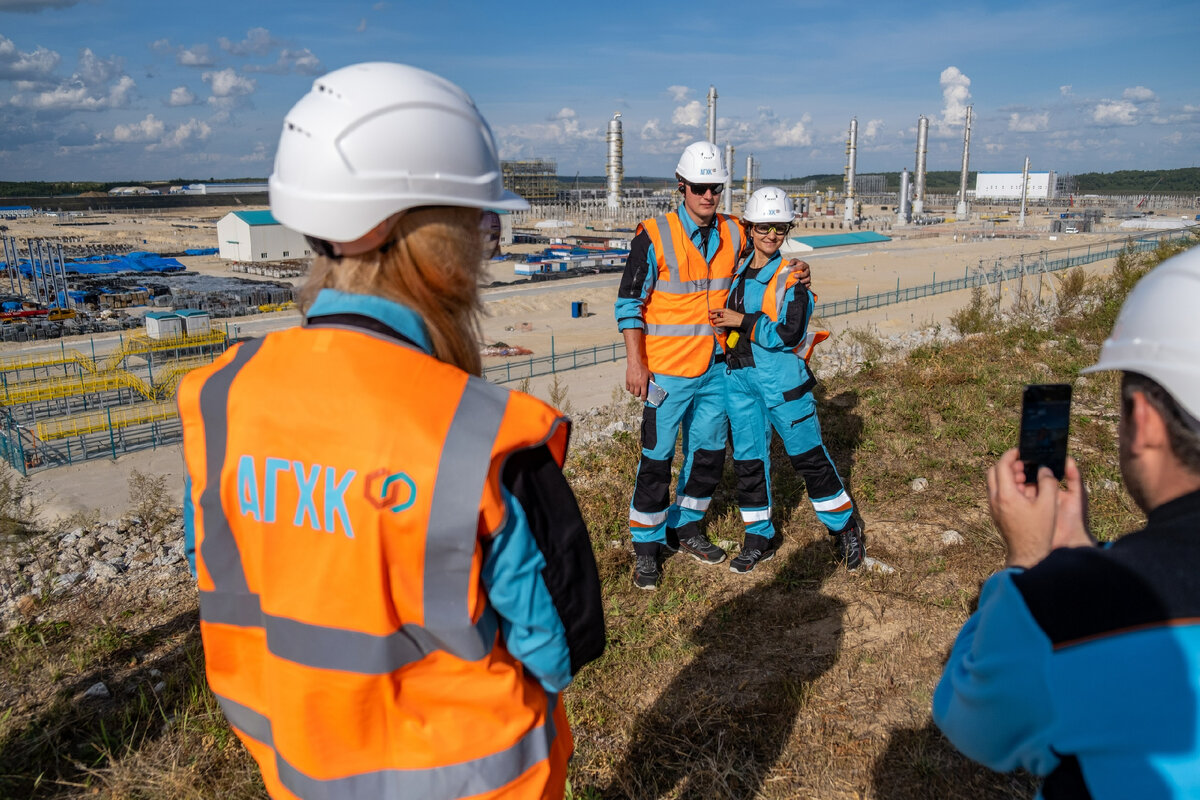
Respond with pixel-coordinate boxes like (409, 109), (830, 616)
(0, 236), (1194, 799)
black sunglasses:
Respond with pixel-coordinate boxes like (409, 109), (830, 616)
(682, 180), (724, 196)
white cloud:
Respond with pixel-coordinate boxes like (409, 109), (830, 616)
(772, 120), (812, 147)
(667, 85), (690, 103)
(203, 67), (255, 97)
(495, 106), (601, 158)
(1059, 85), (1072, 96)
(935, 66), (971, 136)
(244, 47), (323, 75)
(984, 142), (1005, 154)
(10, 71), (135, 111)
(640, 118), (664, 141)
(239, 141), (269, 162)
(167, 86), (196, 106)
(149, 118), (211, 150)
(1093, 100), (1137, 126)
(177, 44), (214, 67)
(356, 18), (367, 32)
(112, 113), (165, 143)
(1162, 131), (1183, 145)
(1008, 112), (1049, 132)
(1122, 85), (1156, 103)
(0, 34), (60, 80)
(672, 99), (704, 128)
(863, 118), (884, 140)
(218, 27), (275, 56)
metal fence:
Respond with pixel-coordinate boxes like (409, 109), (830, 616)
(483, 341), (626, 384)
(483, 228), (1196, 384)
(813, 228), (1192, 317)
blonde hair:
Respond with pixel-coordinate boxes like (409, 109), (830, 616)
(299, 206), (484, 375)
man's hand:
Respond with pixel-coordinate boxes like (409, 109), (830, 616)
(622, 328), (649, 401)
(784, 259), (812, 290)
(987, 448), (1059, 569)
(1050, 457), (1095, 550)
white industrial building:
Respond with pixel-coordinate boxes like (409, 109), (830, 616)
(217, 210), (311, 262)
(180, 182), (269, 195)
(975, 171), (1058, 201)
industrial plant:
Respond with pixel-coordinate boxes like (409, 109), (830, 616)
(0, 82), (1194, 476)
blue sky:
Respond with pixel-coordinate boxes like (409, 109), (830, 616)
(1, 0), (1197, 183)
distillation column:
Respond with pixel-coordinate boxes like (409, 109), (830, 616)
(723, 142), (734, 214)
(1019, 156), (1030, 228)
(844, 117), (858, 226)
(706, 85), (717, 145)
(897, 168), (912, 225)
(606, 112), (623, 210)
(914, 115), (929, 216)
(956, 105), (973, 219)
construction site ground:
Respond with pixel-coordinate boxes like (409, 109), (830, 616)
(3, 201), (1195, 523)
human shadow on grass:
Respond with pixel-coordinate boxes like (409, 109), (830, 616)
(602, 539), (845, 799)
(0, 607), (203, 800)
(871, 720), (1038, 800)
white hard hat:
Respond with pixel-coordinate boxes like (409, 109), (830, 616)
(743, 186), (795, 224)
(268, 62), (528, 245)
(1081, 246), (1200, 420)
(675, 141), (729, 184)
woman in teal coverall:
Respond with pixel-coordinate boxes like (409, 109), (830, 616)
(709, 186), (864, 573)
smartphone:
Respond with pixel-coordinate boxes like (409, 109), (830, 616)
(1018, 383), (1072, 483)
(646, 379), (668, 408)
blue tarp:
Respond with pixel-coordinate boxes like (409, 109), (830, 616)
(0, 251), (186, 276)
(184, 247), (218, 255)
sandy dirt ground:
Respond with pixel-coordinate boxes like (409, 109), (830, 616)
(5, 202), (1191, 523)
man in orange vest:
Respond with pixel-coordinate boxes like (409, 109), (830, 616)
(179, 62), (603, 800)
(615, 142), (809, 590)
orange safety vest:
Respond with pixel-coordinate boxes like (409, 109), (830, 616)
(762, 263), (829, 362)
(639, 212), (742, 378)
(178, 326), (573, 800)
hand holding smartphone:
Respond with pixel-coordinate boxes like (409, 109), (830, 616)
(646, 379), (668, 408)
(1018, 383), (1071, 483)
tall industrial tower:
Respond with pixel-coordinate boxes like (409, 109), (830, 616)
(606, 113), (623, 210)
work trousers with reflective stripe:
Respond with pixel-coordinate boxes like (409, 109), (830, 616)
(629, 359), (727, 545)
(728, 367), (855, 535)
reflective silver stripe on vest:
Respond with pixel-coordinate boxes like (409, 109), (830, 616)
(645, 323), (714, 337)
(198, 338), (266, 596)
(651, 214), (680, 284)
(774, 265), (796, 314)
(216, 690), (560, 800)
(196, 340), (502, 671)
(423, 376), (506, 660)
(724, 215), (743, 256)
(655, 276), (733, 294)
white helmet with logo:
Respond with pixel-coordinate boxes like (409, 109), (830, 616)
(269, 62), (527, 246)
(743, 186), (796, 224)
(1082, 246), (1200, 420)
(675, 141), (729, 184)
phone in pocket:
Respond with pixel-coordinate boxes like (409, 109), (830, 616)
(1018, 383), (1072, 483)
(646, 379), (668, 408)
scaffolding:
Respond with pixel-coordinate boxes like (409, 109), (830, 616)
(0, 329), (229, 474)
(501, 159), (558, 203)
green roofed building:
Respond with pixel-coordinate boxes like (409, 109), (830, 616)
(216, 210), (313, 263)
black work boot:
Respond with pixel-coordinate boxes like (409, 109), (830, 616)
(730, 534), (778, 574)
(833, 521), (865, 571)
(632, 540), (662, 591)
